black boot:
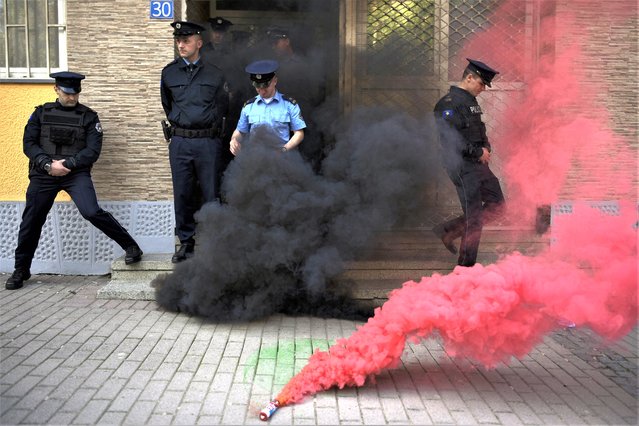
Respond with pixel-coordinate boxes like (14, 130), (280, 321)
(432, 224), (458, 255)
(5, 269), (31, 290)
(172, 240), (195, 263)
(125, 245), (143, 265)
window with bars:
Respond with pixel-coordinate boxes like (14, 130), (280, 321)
(365, 0), (527, 81)
(448, 0), (526, 82)
(366, 0), (436, 76)
(1, 0), (67, 79)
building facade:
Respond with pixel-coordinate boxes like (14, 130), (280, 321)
(0, 0), (636, 273)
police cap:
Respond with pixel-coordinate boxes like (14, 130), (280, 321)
(50, 71), (85, 94)
(266, 26), (289, 41)
(245, 60), (279, 88)
(466, 58), (499, 87)
(208, 16), (232, 32)
(171, 21), (205, 37)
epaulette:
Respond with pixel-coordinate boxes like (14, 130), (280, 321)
(162, 58), (180, 70)
(243, 96), (257, 107)
(204, 61), (222, 71)
(282, 95), (297, 105)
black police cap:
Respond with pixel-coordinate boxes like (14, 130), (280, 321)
(466, 58), (499, 87)
(266, 26), (289, 41)
(208, 16), (233, 31)
(171, 21), (205, 37)
(50, 71), (85, 94)
(245, 60), (279, 86)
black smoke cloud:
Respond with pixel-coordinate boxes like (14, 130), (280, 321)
(153, 109), (440, 321)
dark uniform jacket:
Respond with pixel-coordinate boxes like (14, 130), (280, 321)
(23, 101), (102, 175)
(160, 58), (228, 130)
(434, 86), (491, 172)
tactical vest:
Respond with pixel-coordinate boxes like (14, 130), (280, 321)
(39, 102), (88, 157)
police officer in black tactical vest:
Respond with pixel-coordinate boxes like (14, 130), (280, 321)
(432, 59), (506, 267)
(161, 21), (229, 263)
(5, 72), (143, 290)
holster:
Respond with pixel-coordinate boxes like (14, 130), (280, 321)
(161, 120), (172, 142)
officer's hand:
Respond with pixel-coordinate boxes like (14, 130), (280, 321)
(479, 147), (491, 164)
(230, 139), (241, 156)
(50, 159), (71, 176)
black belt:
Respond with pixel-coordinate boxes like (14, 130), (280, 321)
(172, 127), (218, 138)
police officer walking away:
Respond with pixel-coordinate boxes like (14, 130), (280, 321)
(161, 21), (228, 263)
(5, 72), (143, 290)
(432, 59), (506, 267)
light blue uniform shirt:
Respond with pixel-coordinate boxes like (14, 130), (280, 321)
(236, 91), (306, 144)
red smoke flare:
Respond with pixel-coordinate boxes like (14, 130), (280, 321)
(276, 204), (637, 406)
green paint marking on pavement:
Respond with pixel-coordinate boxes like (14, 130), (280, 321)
(243, 338), (333, 386)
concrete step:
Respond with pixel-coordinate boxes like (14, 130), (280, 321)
(98, 229), (549, 302)
(97, 280), (156, 300)
(110, 253), (173, 281)
(97, 253), (173, 300)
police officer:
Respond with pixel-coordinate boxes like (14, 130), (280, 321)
(5, 72), (143, 290)
(200, 17), (246, 181)
(229, 60), (306, 155)
(432, 58), (506, 267)
(202, 16), (233, 60)
(161, 21), (229, 263)
(266, 26), (326, 172)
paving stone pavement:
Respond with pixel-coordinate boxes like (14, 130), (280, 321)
(0, 274), (637, 425)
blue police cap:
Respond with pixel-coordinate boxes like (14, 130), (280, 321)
(208, 16), (232, 32)
(171, 21), (205, 37)
(466, 58), (499, 87)
(245, 60), (279, 86)
(50, 71), (85, 94)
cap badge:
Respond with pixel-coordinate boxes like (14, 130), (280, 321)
(217, 19), (223, 24)
(256, 74), (262, 79)
(176, 23), (181, 29)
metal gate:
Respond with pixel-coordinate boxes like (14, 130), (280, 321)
(341, 0), (539, 224)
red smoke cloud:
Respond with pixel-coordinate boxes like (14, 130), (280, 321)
(277, 203), (637, 405)
(274, 0), (637, 408)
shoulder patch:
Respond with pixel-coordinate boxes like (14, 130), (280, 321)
(243, 96), (257, 107)
(441, 109), (454, 119)
(282, 95), (297, 105)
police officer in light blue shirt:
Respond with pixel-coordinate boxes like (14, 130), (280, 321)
(230, 60), (306, 155)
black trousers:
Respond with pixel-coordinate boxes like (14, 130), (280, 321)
(168, 135), (223, 243)
(440, 161), (505, 267)
(14, 169), (137, 271)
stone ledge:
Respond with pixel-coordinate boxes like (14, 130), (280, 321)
(97, 279), (156, 300)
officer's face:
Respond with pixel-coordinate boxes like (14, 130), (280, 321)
(175, 35), (203, 61)
(255, 76), (277, 98)
(211, 30), (226, 45)
(466, 75), (486, 97)
(54, 86), (79, 107)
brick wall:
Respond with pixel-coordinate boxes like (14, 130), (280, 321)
(66, 0), (181, 201)
(556, 0), (638, 199)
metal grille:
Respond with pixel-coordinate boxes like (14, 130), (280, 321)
(448, 0), (527, 82)
(366, 0), (436, 75)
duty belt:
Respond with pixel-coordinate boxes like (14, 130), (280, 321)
(172, 127), (218, 138)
